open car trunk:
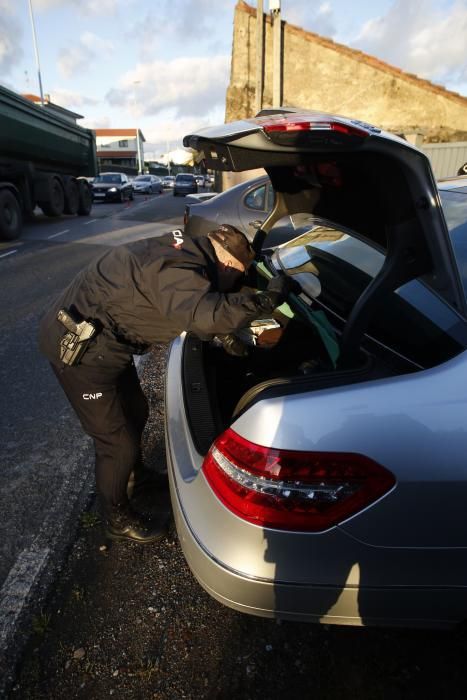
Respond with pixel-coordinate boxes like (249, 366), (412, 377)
(180, 109), (467, 454)
(182, 311), (419, 457)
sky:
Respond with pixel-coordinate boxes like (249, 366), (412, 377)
(1, 0), (467, 160)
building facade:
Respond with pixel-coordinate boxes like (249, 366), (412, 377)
(227, 2), (467, 143)
(94, 128), (145, 175)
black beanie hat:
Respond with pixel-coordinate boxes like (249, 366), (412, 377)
(208, 224), (254, 268)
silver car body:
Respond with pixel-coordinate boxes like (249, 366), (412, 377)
(165, 109), (467, 628)
(132, 174), (163, 194)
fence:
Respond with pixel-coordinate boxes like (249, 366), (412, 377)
(421, 142), (467, 179)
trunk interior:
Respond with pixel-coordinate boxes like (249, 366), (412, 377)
(182, 312), (415, 456)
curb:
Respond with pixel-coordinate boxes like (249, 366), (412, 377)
(0, 354), (152, 696)
(0, 439), (94, 696)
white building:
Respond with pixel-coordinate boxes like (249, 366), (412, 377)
(94, 128), (146, 174)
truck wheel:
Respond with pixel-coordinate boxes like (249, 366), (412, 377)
(63, 177), (79, 215)
(0, 189), (22, 241)
(458, 163), (467, 176)
(39, 177), (65, 217)
(77, 179), (92, 215)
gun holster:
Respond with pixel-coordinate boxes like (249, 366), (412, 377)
(57, 307), (98, 366)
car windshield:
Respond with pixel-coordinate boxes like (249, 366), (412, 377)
(177, 175), (193, 182)
(135, 176), (150, 181)
(95, 174), (121, 183)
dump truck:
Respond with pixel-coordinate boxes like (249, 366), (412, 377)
(0, 85), (98, 241)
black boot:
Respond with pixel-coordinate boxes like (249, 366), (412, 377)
(105, 503), (166, 544)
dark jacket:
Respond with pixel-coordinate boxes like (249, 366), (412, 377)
(39, 230), (273, 368)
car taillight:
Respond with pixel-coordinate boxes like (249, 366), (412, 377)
(202, 429), (396, 531)
(262, 118), (368, 138)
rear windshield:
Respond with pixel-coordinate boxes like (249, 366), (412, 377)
(273, 218), (467, 367)
(440, 187), (467, 300)
(135, 176), (150, 181)
(176, 175), (194, 182)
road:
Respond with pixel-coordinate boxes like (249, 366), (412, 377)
(0, 189), (188, 688)
(4, 188), (467, 699)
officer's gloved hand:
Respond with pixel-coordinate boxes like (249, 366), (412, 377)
(216, 334), (249, 357)
(266, 275), (302, 306)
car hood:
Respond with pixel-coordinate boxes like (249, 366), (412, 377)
(183, 108), (465, 314)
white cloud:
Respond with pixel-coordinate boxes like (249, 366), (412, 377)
(34, 0), (122, 15)
(106, 55), (231, 118)
(141, 108), (224, 155)
(81, 115), (112, 129)
(57, 32), (114, 78)
(283, 1), (337, 38)
(48, 87), (98, 109)
(353, 0), (467, 89)
(0, 1), (23, 76)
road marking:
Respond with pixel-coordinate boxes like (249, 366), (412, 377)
(84, 219), (98, 225)
(0, 249), (18, 259)
(47, 229), (69, 239)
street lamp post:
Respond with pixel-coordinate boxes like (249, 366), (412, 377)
(28, 0), (45, 105)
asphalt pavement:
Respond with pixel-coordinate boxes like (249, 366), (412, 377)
(10, 345), (467, 700)
(0, 190), (186, 695)
(4, 189), (467, 699)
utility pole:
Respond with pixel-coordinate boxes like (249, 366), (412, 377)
(136, 129), (143, 174)
(132, 81), (143, 174)
(255, 0), (264, 115)
(270, 0), (282, 108)
(28, 0), (45, 105)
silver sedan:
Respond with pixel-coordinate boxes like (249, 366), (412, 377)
(165, 109), (467, 629)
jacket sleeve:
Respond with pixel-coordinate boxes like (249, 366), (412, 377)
(189, 286), (277, 337)
(155, 266), (276, 338)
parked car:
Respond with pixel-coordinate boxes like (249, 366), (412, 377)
(194, 174), (205, 187)
(132, 174), (163, 194)
(184, 192), (218, 207)
(92, 172), (134, 203)
(162, 175), (175, 189)
(173, 173), (198, 196)
(165, 108), (467, 630)
(184, 174), (275, 241)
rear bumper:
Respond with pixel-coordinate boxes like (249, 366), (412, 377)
(164, 335), (465, 629)
(167, 448), (462, 628)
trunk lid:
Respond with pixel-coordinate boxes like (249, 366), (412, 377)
(184, 108), (465, 315)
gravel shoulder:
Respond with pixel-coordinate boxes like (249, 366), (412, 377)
(11, 345), (467, 699)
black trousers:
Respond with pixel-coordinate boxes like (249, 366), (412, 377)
(51, 358), (149, 514)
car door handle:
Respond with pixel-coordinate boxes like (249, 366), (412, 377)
(249, 220), (264, 228)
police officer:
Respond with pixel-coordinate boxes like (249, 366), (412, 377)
(38, 225), (298, 544)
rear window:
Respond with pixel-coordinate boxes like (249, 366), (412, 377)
(273, 218), (466, 367)
(440, 187), (467, 300)
(177, 175), (194, 182)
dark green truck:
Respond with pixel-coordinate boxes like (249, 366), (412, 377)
(0, 85), (98, 240)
